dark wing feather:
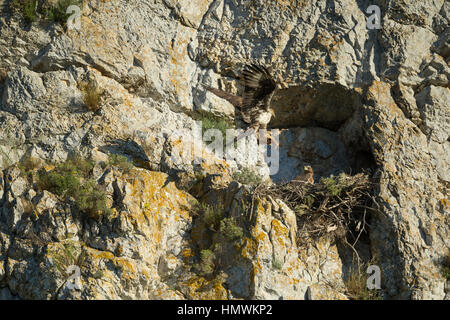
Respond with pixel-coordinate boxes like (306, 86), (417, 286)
(205, 87), (243, 108)
(240, 64), (276, 111)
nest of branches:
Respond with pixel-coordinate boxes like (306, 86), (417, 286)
(254, 172), (378, 252)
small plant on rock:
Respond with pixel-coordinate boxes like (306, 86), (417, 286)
(75, 179), (112, 219)
(12, 0), (38, 23)
(11, 0), (83, 26)
(37, 154), (111, 219)
(219, 217), (243, 241)
(344, 265), (383, 300)
(49, 240), (87, 279)
(37, 165), (82, 197)
(442, 251), (450, 280)
(108, 154), (134, 173)
(195, 249), (216, 277)
(190, 201), (245, 280)
(320, 172), (347, 197)
(200, 114), (233, 139)
(200, 113), (235, 150)
(232, 167), (262, 186)
(203, 204), (225, 232)
(78, 80), (103, 112)
(43, 0), (81, 25)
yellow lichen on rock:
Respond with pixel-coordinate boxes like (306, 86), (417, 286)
(180, 275), (228, 300)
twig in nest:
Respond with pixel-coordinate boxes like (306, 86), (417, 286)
(253, 172), (377, 255)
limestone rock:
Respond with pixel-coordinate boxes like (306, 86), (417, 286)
(415, 85), (450, 144)
(0, 167), (195, 299)
(0, 0), (448, 300)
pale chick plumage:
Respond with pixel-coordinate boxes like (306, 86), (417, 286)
(293, 165), (314, 184)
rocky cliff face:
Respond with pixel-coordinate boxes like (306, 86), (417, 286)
(0, 0), (448, 299)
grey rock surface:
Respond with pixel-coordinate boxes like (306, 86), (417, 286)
(0, 0), (448, 299)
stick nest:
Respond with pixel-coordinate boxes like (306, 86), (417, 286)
(253, 172), (377, 249)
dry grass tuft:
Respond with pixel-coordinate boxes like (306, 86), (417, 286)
(78, 80), (103, 112)
(343, 261), (383, 300)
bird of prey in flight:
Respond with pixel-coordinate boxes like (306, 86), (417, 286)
(204, 64), (283, 145)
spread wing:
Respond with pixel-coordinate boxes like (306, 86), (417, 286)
(202, 64), (276, 127)
(240, 64), (276, 112)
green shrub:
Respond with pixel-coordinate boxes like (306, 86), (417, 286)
(195, 249), (216, 276)
(203, 204), (225, 232)
(200, 114), (234, 149)
(37, 167), (81, 196)
(191, 202), (245, 278)
(37, 155), (111, 219)
(11, 0), (82, 25)
(63, 153), (95, 175)
(192, 203), (244, 242)
(200, 114), (233, 138)
(108, 154), (134, 173)
(193, 202), (225, 232)
(37, 155), (94, 196)
(320, 173), (347, 197)
(219, 217), (243, 241)
(442, 252), (450, 280)
(75, 179), (112, 218)
(12, 0), (38, 23)
(232, 167), (262, 186)
(43, 0), (81, 25)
